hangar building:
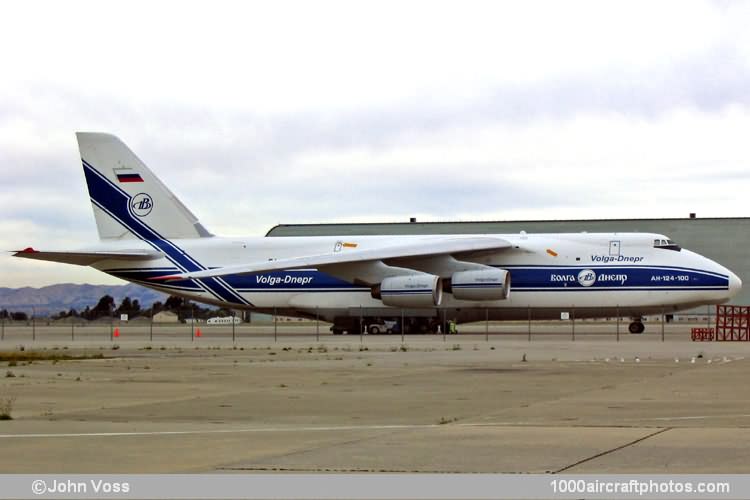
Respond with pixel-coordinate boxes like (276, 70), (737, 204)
(267, 216), (749, 307)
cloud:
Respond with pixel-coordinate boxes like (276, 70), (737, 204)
(2, 0), (750, 286)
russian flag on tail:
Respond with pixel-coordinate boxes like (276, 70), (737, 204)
(114, 168), (144, 183)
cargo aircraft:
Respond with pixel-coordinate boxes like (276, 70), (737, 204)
(13, 133), (742, 334)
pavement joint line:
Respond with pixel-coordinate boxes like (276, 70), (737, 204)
(0, 422), (674, 440)
(641, 414), (750, 421)
(0, 424), (448, 439)
(240, 427), (410, 467)
(217, 466), (467, 473)
(553, 427), (672, 473)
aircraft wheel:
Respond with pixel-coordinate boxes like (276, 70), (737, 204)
(368, 325), (381, 335)
(628, 321), (645, 334)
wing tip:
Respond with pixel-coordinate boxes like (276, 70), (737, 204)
(149, 274), (183, 282)
(11, 247), (38, 256)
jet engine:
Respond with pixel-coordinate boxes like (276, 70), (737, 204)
(372, 274), (443, 307)
(449, 269), (510, 301)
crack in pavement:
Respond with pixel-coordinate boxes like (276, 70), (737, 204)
(554, 427), (672, 473)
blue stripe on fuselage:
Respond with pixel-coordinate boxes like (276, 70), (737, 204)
(499, 265), (728, 290)
(102, 261), (727, 297)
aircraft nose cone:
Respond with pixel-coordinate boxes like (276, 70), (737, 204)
(729, 272), (743, 297)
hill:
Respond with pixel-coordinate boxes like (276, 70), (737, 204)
(0, 283), (168, 316)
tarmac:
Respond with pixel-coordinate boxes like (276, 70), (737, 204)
(1, 323), (750, 474)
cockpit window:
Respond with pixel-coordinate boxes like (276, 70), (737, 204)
(654, 238), (681, 251)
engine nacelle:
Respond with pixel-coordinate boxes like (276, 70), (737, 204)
(372, 274), (443, 307)
(450, 269), (510, 301)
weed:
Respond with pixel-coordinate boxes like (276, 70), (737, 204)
(111, 345), (120, 351)
(5, 370), (15, 378)
(451, 344), (462, 351)
(399, 345), (408, 352)
(438, 416), (458, 425)
(0, 395), (16, 420)
(7, 361), (16, 367)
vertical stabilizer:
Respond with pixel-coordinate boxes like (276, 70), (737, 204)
(77, 132), (212, 241)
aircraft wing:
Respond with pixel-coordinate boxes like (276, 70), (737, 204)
(12, 247), (160, 266)
(153, 237), (512, 281)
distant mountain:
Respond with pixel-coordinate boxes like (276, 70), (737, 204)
(0, 283), (169, 316)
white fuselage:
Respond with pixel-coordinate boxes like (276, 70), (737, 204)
(88, 232), (740, 322)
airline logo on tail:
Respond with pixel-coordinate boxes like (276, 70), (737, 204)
(130, 193), (153, 217)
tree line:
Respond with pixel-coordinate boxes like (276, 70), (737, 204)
(0, 295), (237, 321)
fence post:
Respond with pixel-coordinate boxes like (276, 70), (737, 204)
(661, 306), (665, 342)
(150, 309), (154, 342)
(190, 304), (195, 342)
(484, 307), (490, 342)
(32, 306), (36, 342)
(232, 310), (236, 343)
(527, 307), (531, 342)
(401, 309), (404, 343)
(315, 307), (319, 342)
(571, 307), (575, 341)
(616, 305), (620, 342)
(442, 309), (446, 342)
(273, 307), (277, 343)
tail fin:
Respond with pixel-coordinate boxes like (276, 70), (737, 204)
(77, 132), (213, 241)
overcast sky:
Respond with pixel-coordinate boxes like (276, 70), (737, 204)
(2, 0), (750, 287)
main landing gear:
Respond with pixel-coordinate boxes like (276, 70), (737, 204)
(628, 319), (645, 334)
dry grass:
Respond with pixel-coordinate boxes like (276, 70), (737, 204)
(0, 351), (106, 363)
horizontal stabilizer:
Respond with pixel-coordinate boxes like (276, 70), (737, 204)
(153, 237), (512, 281)
(12, 247), (160, 266)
